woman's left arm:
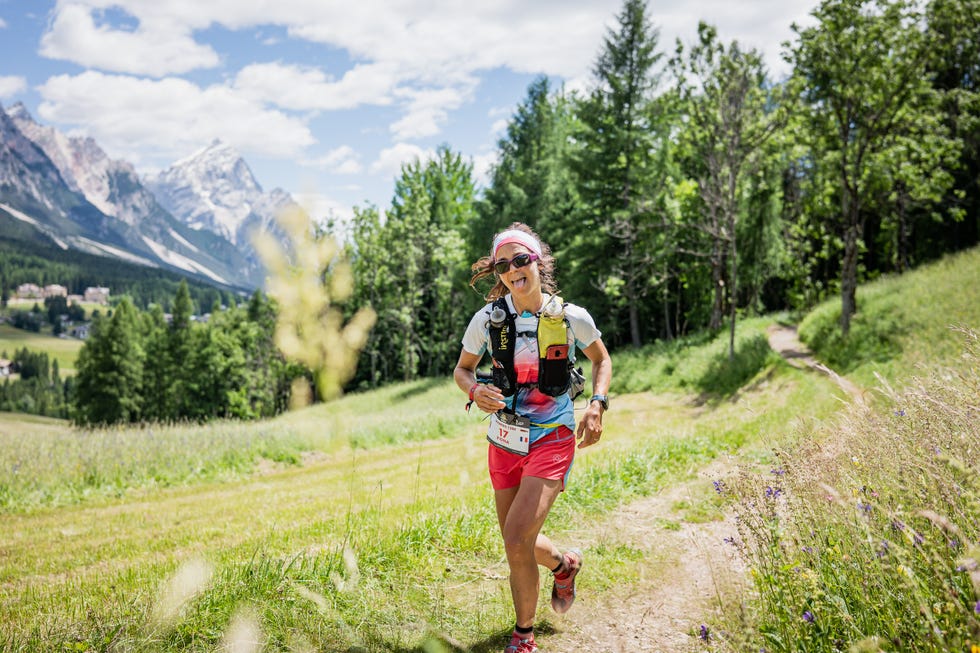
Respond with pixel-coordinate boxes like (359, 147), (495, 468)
(576, 339), (612, 449)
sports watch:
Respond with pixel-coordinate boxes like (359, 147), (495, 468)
(589, 394), (609, 411)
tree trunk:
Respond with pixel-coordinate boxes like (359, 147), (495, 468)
(840, 218), (860, 338)
(709, 237), (725, 331)
(663, 260), (673, 341)
(896, 184), (910, 273)
(728, 227), (738, 361)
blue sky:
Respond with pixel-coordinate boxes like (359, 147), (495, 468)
(0, 0), (818, 224)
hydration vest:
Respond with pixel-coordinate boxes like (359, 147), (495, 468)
(487, 295), (584, 399)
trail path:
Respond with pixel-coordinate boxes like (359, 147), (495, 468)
(548, 324), (862, 653)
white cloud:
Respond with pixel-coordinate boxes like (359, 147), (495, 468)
(291, 191), (354, 228)
(39, 2), (220, 76)
(389, 84), (474, 140)
(233, 61), (397, 111)
(0, 17), (7, 29)
(36, 0), (817, 148)
(0, 76), (27, 99)
(470, 151), (498, 190)
(36, 71), (314, 166)
(302, 146), (363, 175)
(370, 143), (435, 178)
(490, 119), (508, 138)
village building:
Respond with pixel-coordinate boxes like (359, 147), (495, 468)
(15, 283), (42, 299)
(43, 284), (68, 298)
(83, 287), (110, 304)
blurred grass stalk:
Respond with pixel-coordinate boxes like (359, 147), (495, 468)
(252, 203), (375, 404)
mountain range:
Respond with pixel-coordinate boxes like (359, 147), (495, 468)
(0, 102), (297, 291)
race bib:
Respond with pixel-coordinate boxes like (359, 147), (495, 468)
(488, 412), (531, 456)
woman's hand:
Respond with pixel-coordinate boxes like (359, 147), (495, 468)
(575, 401), (604, 448)
(472, 383), (506, 413)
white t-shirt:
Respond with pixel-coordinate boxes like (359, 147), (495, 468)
(461, 294), (602, 442)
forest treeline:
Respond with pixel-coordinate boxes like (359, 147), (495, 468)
(343, 0), (978, 389)
(3, 0), (979, 424)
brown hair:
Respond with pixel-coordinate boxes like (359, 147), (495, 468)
(469, 222), (558, 302)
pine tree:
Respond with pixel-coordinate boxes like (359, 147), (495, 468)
(571, 0), (669, 347)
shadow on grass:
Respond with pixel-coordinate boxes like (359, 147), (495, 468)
(392, 377), (451, 403)
(692, 333), (775, 402)
(361, 623), (559, 653)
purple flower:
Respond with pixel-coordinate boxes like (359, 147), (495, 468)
(894, 409), (906, 417)
(765, 486), (783, 499)
(802, 610), (815, 623)
(724, 536), (737, 547)
(713, 480), (726, 495)
(699, 624), (710, 642)
(771, 468), (786, 476)
(974, 601), (980, 615)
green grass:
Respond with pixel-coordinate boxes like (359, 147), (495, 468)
(798, 246), (980, 385)
(610, 316), (779, 399)
(707, 247), (980, 652)
(0, 316), (846, 651)
(3, 245), (977, 651)
(0, 322), (85, 375)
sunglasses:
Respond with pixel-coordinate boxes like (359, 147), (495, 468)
(492, 252), (539, 275)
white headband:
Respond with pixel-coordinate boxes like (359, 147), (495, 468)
(492, 229), (542, 259)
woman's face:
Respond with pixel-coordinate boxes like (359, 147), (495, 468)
(494, 242), (541, 300)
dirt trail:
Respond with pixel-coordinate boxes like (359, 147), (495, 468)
(765, 324), (865, 403)
(544, 458), (745, 653)
(548, 324), (861, 653)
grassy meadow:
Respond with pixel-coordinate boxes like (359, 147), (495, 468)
(0, 322), (85, 376)
(707, 246), (980, 652)
(0, 246), (977, 652)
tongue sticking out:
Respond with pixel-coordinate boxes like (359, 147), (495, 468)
(513, 277), (527, 290)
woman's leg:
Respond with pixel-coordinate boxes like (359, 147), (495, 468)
(493, 476), (564, 628)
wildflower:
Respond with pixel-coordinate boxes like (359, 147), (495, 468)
(723, 536), (737, 547)
(802, 545), (815, 555)
(699, 624), (710, 642)
(974, 601), (980, 615)
(877, 541), (889, 558)
(803, 610), (815, 623)
(858, 501), (873, 515)
(765, 486), (783, 499)
(894, 409), (906, 417)
(771, 468), (785, 476)
(713, 480), (726, 495)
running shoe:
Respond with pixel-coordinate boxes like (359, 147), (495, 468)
(504, 632), (538, 653)
(550, 548), (582, 614)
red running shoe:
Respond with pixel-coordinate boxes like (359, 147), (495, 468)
(550, 548), (582, 614)
(504, 632), (538, 653)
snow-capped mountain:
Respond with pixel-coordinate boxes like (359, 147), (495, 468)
(0, 102), (266, 289)
(146, 139), (293, 254)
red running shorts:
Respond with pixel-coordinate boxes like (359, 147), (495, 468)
(488, 426), (576, 491)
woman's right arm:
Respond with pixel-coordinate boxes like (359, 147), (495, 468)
(454, 349), (505, 413)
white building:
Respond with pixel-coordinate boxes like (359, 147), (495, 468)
(83, 287), (110, 305)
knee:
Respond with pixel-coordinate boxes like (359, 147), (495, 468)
(501, 529), (535, 561)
